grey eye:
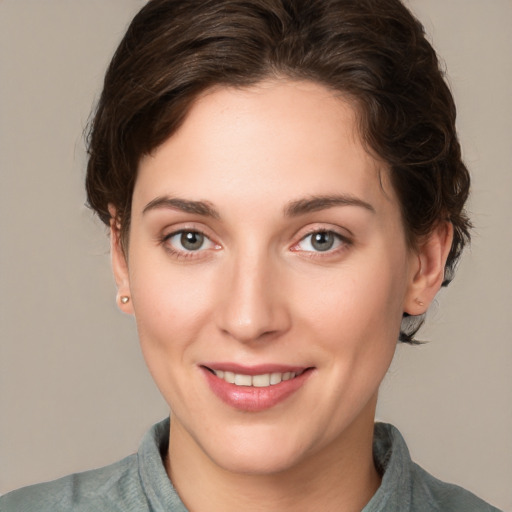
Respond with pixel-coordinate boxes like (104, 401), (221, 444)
(180, 231), (205, 251)
(310, 232), (336, 251)
(164, 229), (217, 255)
(295, 230), (344, 253)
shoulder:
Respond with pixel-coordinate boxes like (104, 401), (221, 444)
(0, 454), (149, 512)
(369, 423), (503, 512)
(409, 463), (502, 512)
(0, 418), (181, 512)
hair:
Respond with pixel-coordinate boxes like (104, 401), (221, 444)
(86, 0), (471, 343)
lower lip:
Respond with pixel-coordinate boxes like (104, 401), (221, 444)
(201, 367), (312, 412)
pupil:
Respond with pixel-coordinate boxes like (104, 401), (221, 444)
(312, 232), (334, 251)
(181, 231), (204, 250)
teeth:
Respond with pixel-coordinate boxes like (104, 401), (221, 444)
(252, 374), (271, 387)
(224, 371), (235, 384)
(234, 374), (252, 386)
(212, 370), (299, 387)
(270, 372), (282, 385)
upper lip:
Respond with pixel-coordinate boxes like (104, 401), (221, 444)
(201, 362), (311, 375)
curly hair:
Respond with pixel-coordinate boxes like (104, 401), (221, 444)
(86, 0), (471, 342)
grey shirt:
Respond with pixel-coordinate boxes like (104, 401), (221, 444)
(0, 418), (501, 511)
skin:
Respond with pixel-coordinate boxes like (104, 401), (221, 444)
(111, 80), (452, 512)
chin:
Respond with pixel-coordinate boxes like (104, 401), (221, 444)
(198, 422), (318, 476)
(211, 446), (304, 476)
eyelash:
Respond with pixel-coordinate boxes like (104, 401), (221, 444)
(291, 229), (352, 258)
(160, 229), (218, 259)
(159, 228), (352, 260)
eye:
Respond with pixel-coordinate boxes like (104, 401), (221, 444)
(164, 230), (216, 253)
(295, 230), (346, 253)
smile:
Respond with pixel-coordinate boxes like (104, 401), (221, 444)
(201, 364), (314, 412)
(209, 369), (302, 387)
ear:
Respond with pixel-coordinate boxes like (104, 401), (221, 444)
(404, 221), (454, 316)
(108, 204), (134, 315)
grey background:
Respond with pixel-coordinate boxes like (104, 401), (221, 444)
(0, 1), (510, 510)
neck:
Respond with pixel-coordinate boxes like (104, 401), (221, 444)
(166, 405), (381, 512)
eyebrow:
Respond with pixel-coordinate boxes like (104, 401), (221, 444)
(142, 193), (375, 219)
(142, 196), (220, 219)
(284, 194), (375, 217)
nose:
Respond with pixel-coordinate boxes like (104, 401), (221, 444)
(215, 249), (291, 344)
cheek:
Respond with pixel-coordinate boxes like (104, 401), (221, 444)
(277, 252), (407, 444)
(127, 256), (221, 409)
(128, 255), (216, 358)
(295, 253), (408, 347)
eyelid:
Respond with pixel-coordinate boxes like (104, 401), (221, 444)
(290, 227), (352, 254)
(165, 230), (215, 248)
(160, 225), (221, 257)
(160, 221), (217, 242)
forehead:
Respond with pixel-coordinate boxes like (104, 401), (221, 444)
(134, 80), (397, 217)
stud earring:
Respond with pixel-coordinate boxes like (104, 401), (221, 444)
(415, 298), (425, 307)
(120, 296), (130, 304)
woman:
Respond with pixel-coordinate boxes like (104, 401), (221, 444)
(0, 0), (504, 510)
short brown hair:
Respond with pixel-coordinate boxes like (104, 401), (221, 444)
(86, 0), (471, 342)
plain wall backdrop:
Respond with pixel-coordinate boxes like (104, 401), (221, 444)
(0, 1), (510, 510)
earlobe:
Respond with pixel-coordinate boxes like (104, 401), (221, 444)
(109, 205), (134, 315)
(404, 221), (454, 316)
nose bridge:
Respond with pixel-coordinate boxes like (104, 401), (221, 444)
(217, 243), (289, 342)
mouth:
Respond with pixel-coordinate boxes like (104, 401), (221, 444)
(200, 364), (314, 412)
(203, 367), (307, 387)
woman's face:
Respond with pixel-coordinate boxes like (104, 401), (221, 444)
(116, 80), (421, 474)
